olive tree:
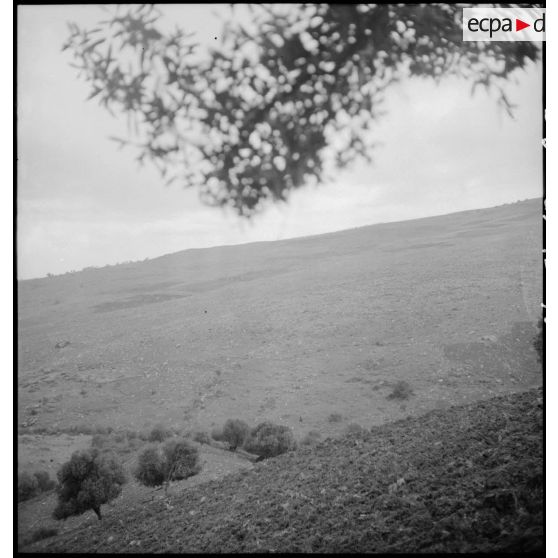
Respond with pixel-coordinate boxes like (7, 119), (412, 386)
(53, 449), (126, 521)
(63, 4), (540, 216)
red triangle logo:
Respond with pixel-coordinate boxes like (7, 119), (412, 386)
(516, 18), (530, 32)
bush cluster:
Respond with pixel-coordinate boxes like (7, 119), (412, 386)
(244, 422), (297, 459)
(213, 418), (297, 459)
(134, 439), (201, 489)
(18, 470), (56, 502)
(192, 431), (211, 445)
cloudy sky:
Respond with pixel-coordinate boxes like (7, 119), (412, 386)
(17, 5), (543, 279)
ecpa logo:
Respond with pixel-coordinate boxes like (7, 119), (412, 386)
(463, 7), (545, 42)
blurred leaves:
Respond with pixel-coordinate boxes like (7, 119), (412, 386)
(63, 3), (540, 217)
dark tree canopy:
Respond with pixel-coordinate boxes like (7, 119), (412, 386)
(53, 449), (126, 521)
(64, 4), (540, 216)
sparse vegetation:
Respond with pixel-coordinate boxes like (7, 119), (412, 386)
(221, 419), (250, 451)
(26, 390), (543, 553)
(244, 422), (297, 459)
(53, 449), (126, 521)
(344, 423), (367, 436)
(387, 380), (414, 400)
(328, 413), (343, 423)
(301, 430), (322, 447)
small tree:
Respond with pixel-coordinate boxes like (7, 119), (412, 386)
(222, 419), (250, 451)
(53, 449), (126, 521)
(162, 439), (202, 482)
(18, 472), (39, 502)
(244, 422), (297, 459)
(134, 446), (167, 487)
(135, 439), (201, 494)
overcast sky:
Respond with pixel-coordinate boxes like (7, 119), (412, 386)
(17, 5), (543, 280)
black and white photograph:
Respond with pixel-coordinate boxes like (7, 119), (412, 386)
(16, 3), (544, 553)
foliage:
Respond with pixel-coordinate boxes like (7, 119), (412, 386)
(148, 424), (172, 442)
(533, 317), (543, 363)
(192, 431), (211, 445)
(63, 4), (540, 217)
(387, 380), (414, 400)
(18, 470), (56, 502)
(33, 470), (57, 492)
(18, 472), (39, 502)
(244, 422), (297, 459)
(134, 446), (167, 487)
(162, 439), (202, 481)
(134, 439), (201, 490)
(221, 419), (250, 451)
(53, 449), (126, 520)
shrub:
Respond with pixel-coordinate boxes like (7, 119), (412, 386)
(244, 422), (297, 459)
(148, 424), (172, 442)
(387, 380), (413, 400)
(162, 439), (202, 481)
(533, 317), (544, 363)
(53, 449), (126, 521)
(134, 446), (167, 487)
(18, 470), (56, 502)
(18, 472), (39, 502)
(301, 430), (322, 446)
(135, 439), (201, 491)
(222, 419), (250, 451)
(211, 427), (226, 442)
(33, 470), (56, 492)
(193, 431), (211, 445)
(328, 413), (343, 423)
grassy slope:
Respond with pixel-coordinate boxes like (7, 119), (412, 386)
(18, 199), (542, 441)
(26, 388), (543, 553)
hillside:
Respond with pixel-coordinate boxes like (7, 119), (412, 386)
(24, 388), (543, 553)
(18, 199), (543, 550)
(18, 199), (542, 439)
